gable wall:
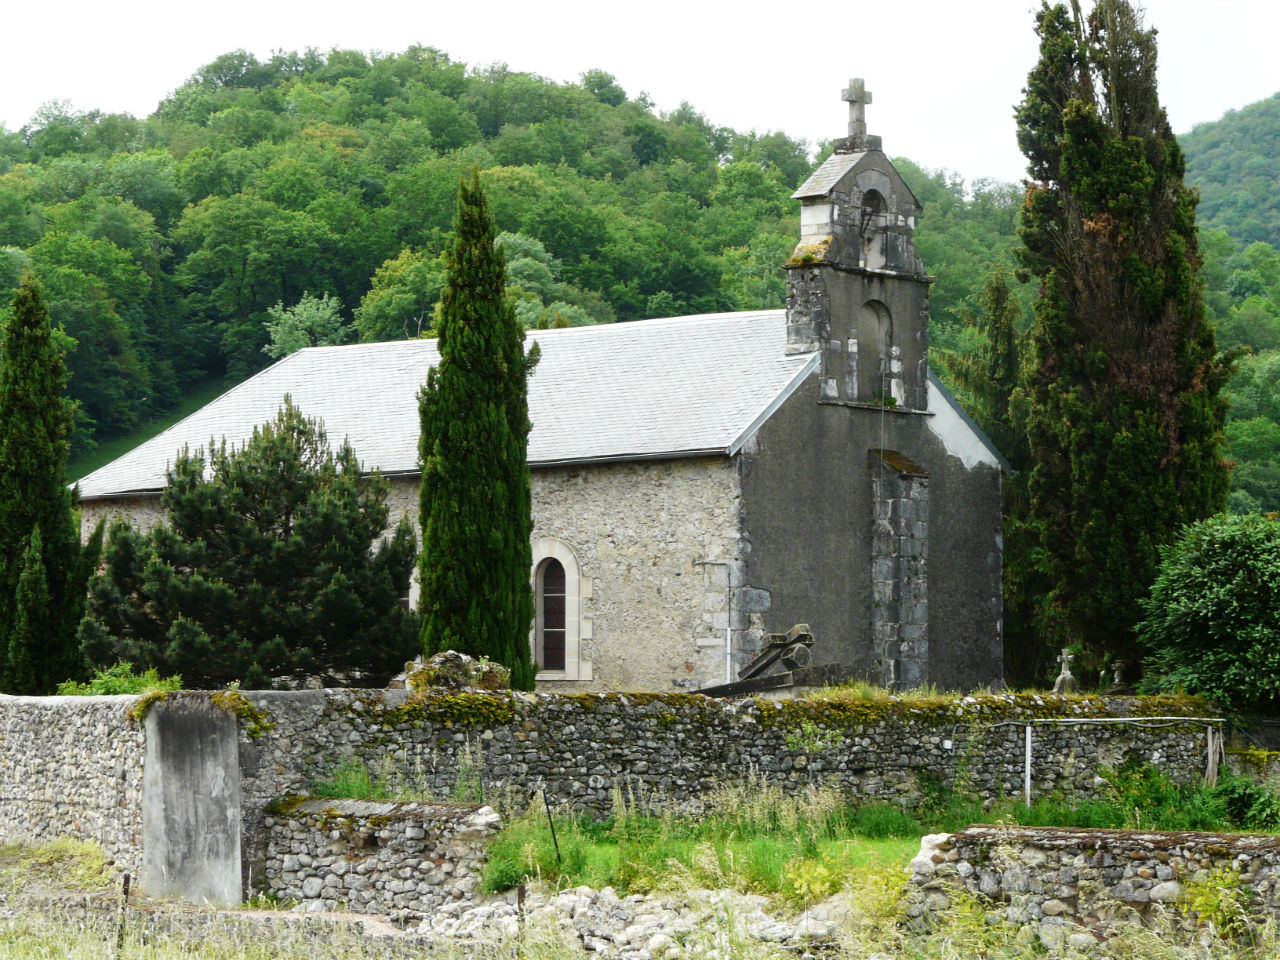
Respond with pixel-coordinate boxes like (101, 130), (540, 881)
(738, 373), (1003, 689)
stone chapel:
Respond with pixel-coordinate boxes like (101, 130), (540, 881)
(77, 82), (1006, 693)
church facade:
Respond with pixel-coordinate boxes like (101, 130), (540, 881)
(77, 85), (1006, 693)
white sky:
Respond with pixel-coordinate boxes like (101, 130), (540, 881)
(2, 0), (1276, 186)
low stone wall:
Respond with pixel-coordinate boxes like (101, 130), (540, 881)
(907, 825), (1280, 936)
(264, 799), (499, 916)
(0, 687), (1222, 908)
(0, 694), (145, 869)
(234, 690), (1214, 889)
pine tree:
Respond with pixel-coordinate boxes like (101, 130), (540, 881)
(418, 169), (540, 689)
(1015, 1), (1231, 672)
(79, 398), (418, 689)
(0, 275), (97, 693)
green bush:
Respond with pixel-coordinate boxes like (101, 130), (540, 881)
(1138, 513), (1280, 709)
(56, 661), (181, 696)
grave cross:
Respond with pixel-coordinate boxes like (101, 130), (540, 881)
(1051, 647), (1076, 695)
(842, 78), (872, 138)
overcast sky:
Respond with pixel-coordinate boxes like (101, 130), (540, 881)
(3, 0), (1276, 185)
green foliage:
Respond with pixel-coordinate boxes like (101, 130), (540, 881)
(1183, 93), (1280, 249)
(354, 247), (444, 341)
(0, 46), (823, 454)
(6, 527), (50, 694)
(0, 276), (100, 693)
(418, 171), (537, 689)
(262, 291), (348, 359)
(56, 660), (182, 695)
(1182, 867), (1252, 940)
(483, 779), (918, 901)
(1223, 350), (1280, 514)
(80, 397), (419, 688)
(1138, 513), (1280, 708)
(1014, 1), (1231, 669)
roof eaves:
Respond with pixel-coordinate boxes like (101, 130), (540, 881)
(530, 447), (730, 469)
(726, 353), (820, 457)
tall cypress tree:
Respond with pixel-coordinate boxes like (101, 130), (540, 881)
(418, 170), (540, 689)
(7, 527), (51, 694)
(0, 275), (98, 692)
(1015, 1), (1231, 672)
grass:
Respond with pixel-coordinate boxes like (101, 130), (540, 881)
(482, 779), (925, 905)
(478, 764), (1280, 905)
(4, 829), (1280, 958)
(68, 377), (229, 483)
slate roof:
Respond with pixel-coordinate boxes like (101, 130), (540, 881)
(791, 150), (921, 210)
(78, 310), (819, 500)
(791, 151), (869, 199)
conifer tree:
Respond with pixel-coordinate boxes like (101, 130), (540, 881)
(1015, 1), (1231, 671)
(6, 527), (50, 695)
(79, 398), (418, 689)
(0, 275), (98, 693)
(418, 170), (539, 689)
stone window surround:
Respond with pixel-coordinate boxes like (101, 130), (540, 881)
(531, 537), (592, 682)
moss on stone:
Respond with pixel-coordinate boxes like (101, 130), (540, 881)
(210, 688), (276, 738)
(377, 691), (516, 727)
(751, 692), (1212, 731)
(125, 689), (173, 723)
(264, 794), (309, 817)
(1226, 745), (1278, 771)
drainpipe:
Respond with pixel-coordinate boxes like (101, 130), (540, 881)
(694, 560), (734, 684)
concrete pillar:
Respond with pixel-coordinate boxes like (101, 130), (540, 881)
(142, 697), (241, 905)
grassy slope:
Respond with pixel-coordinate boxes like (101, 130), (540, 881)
(68, 378), (228, 483)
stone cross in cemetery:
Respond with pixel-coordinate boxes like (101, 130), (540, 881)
(1052, 647), (1076, 695)
(842, 78), (872, 138)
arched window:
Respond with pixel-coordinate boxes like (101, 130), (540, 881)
(536, 558), (567, 672)
(530, 538), (591, 681)
(860, 189), (887, 269)
(857, 299), (895, 403)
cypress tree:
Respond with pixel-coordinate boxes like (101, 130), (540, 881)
(7, 527), (50, 695)
(1015, 1), (1231, 671)
(0, 275), (96, 693)
(418, 169), (539, 689)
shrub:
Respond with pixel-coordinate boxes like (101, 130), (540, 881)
(56, 660), (181, 696)
(1138, 512), (1280, 709)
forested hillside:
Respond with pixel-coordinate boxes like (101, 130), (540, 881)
(0, 45), (1276, 513)
(0, 48), (813, 454)
(1178, 96), (1280, 514)
(1183, 93), (1280, 248)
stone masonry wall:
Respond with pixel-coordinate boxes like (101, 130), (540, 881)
(389, 457), (750, 692)
(869, 456), (928, 688)
(0, 693), (145, 869)
(79, 495), (165, 538)
(908, 825), (1280, 946)
(234, 690), (1215, 890)
(265, 799), (499, 917)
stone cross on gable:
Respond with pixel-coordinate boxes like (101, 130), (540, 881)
(842, 78), (872, 138)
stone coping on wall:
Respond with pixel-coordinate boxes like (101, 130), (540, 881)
(907, 824), (1280, 940)
(263, 798), (500, 917)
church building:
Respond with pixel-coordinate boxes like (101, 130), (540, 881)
(77, 83), (1007, 693)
